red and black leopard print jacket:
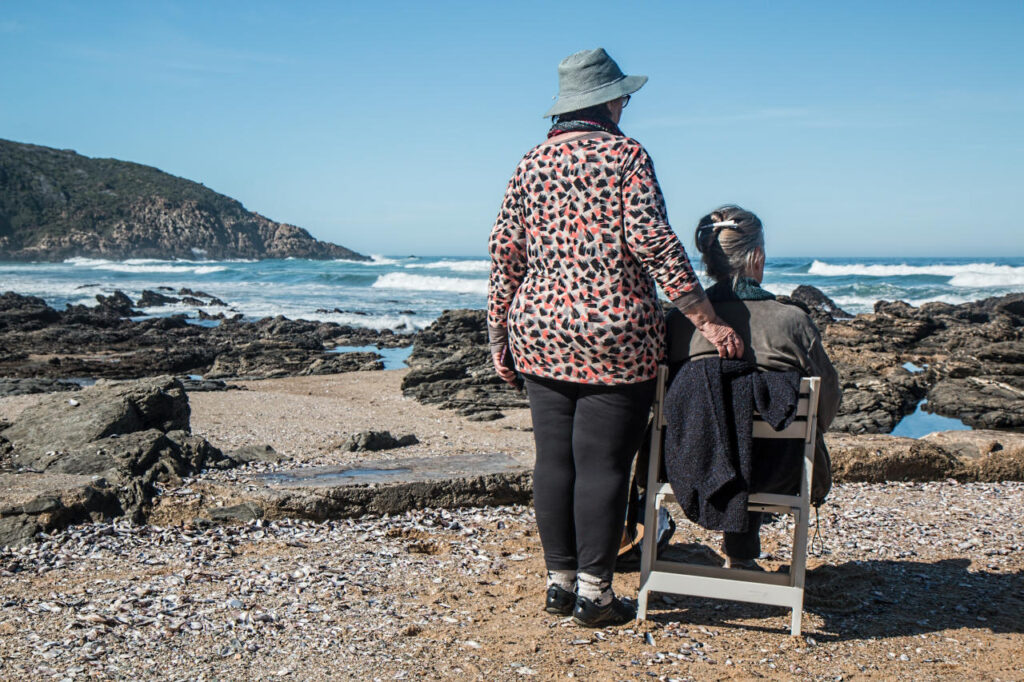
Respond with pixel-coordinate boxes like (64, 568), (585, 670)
(488, 132), (705, 385)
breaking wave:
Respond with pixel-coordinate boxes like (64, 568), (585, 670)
(809, 260), (1024, 287)
(405, 259), (490, 273)
(371, 272), (488, 295)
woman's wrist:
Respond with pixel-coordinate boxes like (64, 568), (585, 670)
(679, 295), (717, 330)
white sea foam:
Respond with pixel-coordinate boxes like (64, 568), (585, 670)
(90, 263), (228, 274)
(364, 254), (403, 266)
(371, 272), (488, 295)
(63, 256), (252, 273)
(948, 271), (1024, 288)
(761, 282), (797, 297)
(227, 302), (428, 331)
(832, 293), (973, 311)
(809, 260), (1024, 286)
(65, 257), (112, 266)
(405, 259), (490, 273)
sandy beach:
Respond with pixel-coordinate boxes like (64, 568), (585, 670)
(2, 368), (1023, 681)
(187, 370), (536, 469)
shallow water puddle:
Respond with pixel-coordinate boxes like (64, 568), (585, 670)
(327, 344), (412, 370)
(260, 466), (413, 485)
(891, 399), (971, 438)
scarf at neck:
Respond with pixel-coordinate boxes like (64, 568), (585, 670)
(706, 277), (776, 302)
(547, 118), (623, 138)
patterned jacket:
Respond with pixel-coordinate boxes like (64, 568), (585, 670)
(488, 131), (704, 385)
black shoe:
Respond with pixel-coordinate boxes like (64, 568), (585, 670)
(572, 595), (636, 627)
(545, 584), (575, 615)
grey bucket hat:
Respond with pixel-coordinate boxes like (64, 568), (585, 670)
(544, 47), (648, 117)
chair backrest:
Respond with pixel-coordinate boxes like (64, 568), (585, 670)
(649, 368), (822, 477)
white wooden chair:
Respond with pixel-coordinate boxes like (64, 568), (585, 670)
(636, 365), (821, 636)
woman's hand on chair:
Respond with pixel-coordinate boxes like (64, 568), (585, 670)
(701, 319), (745, 358)
(684, 299), (746, 359)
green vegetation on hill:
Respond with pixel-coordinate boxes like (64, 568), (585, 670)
(0, 139), (367, 261)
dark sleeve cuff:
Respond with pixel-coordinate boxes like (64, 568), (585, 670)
(670, 288), (707, 313)
(488, 324), (508, 354)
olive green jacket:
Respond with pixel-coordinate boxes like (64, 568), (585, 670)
(666, 297), (840, 429)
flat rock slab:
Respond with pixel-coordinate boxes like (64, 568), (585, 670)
(827, 432), (1024, 482)
(198, 453), (532, 522)
(0, 472), (121, 546)
(255, 452), (527, 488)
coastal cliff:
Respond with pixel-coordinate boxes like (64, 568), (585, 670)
(0, 139), (368, 261)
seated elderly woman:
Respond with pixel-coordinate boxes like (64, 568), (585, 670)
(662, 205), (841, 569)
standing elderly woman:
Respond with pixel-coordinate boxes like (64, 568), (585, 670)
(488, 48), (744, 627)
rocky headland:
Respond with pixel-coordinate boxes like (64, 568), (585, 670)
(0, 138), (367, 261)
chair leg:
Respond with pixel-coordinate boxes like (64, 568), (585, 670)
(790, 504), (810, 636)
(637, 494), (662, 621)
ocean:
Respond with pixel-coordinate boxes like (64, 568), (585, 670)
(2, 255), (1023, 333)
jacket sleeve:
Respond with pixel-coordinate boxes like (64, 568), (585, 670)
(621, 145), (705, 309)
(806, 328), (841, 431)
(487, 172), (527, 339)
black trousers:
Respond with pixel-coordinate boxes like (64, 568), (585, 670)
(524, 374), (655, 581)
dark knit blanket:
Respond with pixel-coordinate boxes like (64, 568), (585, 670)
(663, 357), (801, 533)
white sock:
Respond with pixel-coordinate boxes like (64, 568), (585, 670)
(547, 569), (576, 592)
(577, 572), (613, 607)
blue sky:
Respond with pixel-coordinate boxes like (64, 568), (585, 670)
(1, 1), (1021, 258)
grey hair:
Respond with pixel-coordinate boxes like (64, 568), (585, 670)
(694, 205), (765, 286)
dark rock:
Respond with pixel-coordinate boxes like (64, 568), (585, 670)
(178, 288), (227, 306)
(0, 515), (40, 547)
(345, 431), (418, 452)
(818, 292), (1024, 434)
(175, 376), (241, 392)
(401, 310), (527, 416)
(2, 376), (190, 460)
(0, 291), (61, 332)
(179, 296), (206, 306)
(0, 292), (405, 381)
(0, 377), (228, 524)
(207, 502), (264, 523)
(466, 411), (505, 422)
(95, 291), (138, 316)
(778, 285), (852, 329)
(828, 350), (929, 433)
(0, 378), (81, 397)
(925, 376), (1024, 429)
(225, 444), (289, 465)
(825, 310), (938, 352)
(0, 473), (123, 547)
(137, 290), (179, 307)
(205, 349), (383, 380)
